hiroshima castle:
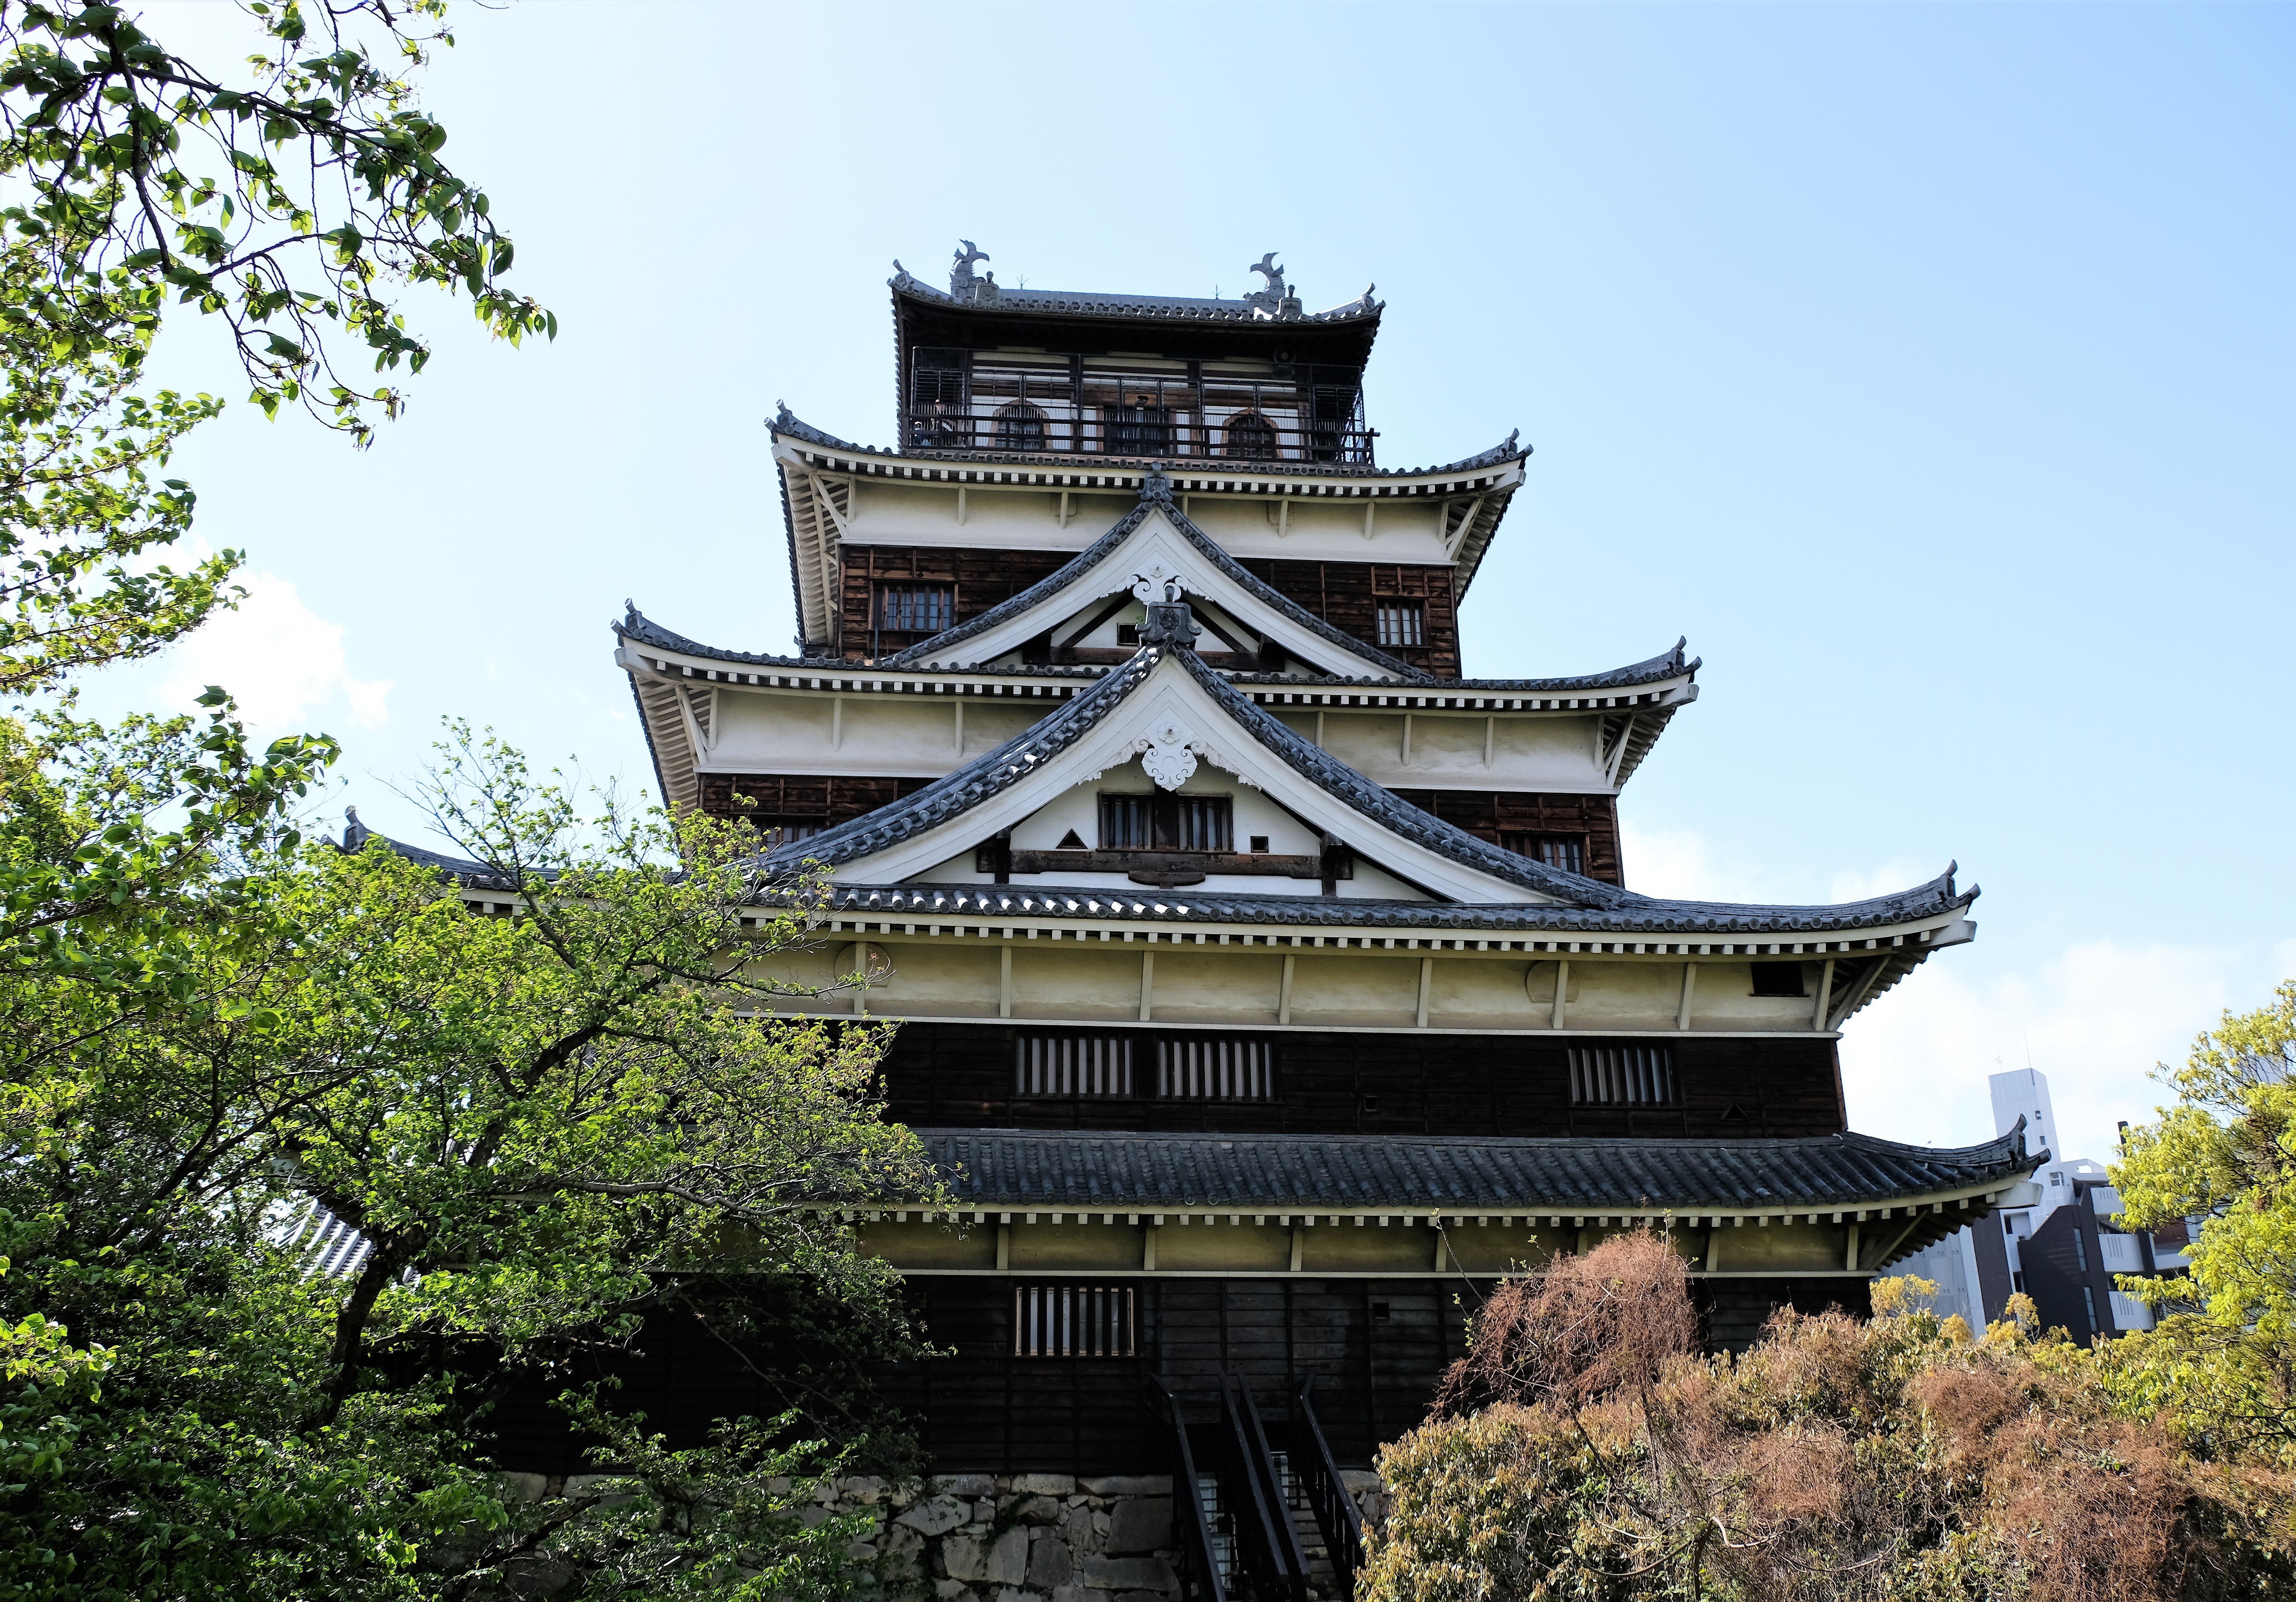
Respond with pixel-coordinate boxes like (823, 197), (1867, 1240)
(593, 244), (2036, 1597)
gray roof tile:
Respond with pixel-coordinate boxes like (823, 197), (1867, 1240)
(916, 1124), (2040, 1212)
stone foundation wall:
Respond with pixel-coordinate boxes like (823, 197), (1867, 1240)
(853, 1472), (1182, 1602)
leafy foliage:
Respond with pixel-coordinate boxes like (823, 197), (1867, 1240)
(2103, 981), (2296, 1467)
(0, 725), (938, 1599)
(0, 0), (552, 443)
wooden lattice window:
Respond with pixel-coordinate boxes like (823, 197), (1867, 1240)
(1223, 410), (1277, 459)
(1512, 835), (1583, 875)
(1099, 794), (1153, 850)
(874, 582), (954, 635)
(996, 400), (1046, 451)
(1015, 1034), (1136, 1098)
(1014, 1284), (1136, 1358)
(1098, 794), (1231, 852)
(757, 820), (823, 850)
(1569, 1045), (1677, 1106)
(1157, 1037), (1275, 1101)
(1375, 599), (1425, 648)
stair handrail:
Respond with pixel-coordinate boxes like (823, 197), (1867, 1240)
(1234, 1374), (1311, 1599)
(1295, 1375), (1366, 1598)
(1221, 1372), (1307, 1602)
(1148, 1379), (1226, 1602)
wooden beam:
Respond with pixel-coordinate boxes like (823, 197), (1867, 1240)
(1811, 957), (1836, 1031)
(1551, 959), (1570, 1030)
(999, 943), (1013, 1019)
(1138, 949), (1154, 1022)
(1278, 953), (1295, 1025)
(1677, 962), (1697, 1031)
(1416, 957), (1434, 1028)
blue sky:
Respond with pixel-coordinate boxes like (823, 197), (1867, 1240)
(101, 2), (2294, 1163)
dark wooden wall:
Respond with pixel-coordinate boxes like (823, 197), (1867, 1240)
(469, 1272), (1859, 1475)
(831, 543), (1465, 677)
(1237, 558), (1460, 677)
(883, 1025), (1847, 1140)
(1392, 790), (1624, 886)
(696, 773), (932, 827)
(879, 1277), (1462, 1473)
(835, 545), (1070, 657)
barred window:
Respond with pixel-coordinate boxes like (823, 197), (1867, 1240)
(1568, 1045), (1677, 1106)
(1512, 835), (1582, 875)
(1375, 600), (1425, 648)
(875, 582), (954, 634)
(1100, 794), (1153, 849)
(1097, 794), (1232, 852)
(1015, 1284), (1135, 1358)
(1016, 1034), (1136, 1098)
(1174, 796), (1231, 852)
(1158, 1037), (1275, 1101)
(757, 820), (822, 849)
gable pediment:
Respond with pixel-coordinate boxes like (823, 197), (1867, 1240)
(886, 498), (1422, 681)
(775, 633), (1631, 909)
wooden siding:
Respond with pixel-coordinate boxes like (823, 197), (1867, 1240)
(835, 544), (1069, 657)
(1235, 558), (1460, 677)
(469, 1273), (1856, 1474)
(696, 773), (932, 825)
(880, 1025), (1849, 1140)
(1390, 790), (1625, 886)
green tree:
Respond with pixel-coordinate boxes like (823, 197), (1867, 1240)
(2105, 980), (2296, 1467)
(1, 725), (938, 1600)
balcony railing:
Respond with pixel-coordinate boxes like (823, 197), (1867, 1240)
(903, 357), (1375, 465)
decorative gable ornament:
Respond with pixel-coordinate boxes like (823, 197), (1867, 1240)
(1131, 565), (1190, 605)
(1136, 719), (1202, 790)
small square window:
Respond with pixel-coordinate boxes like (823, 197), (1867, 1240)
(1116, 623), (1139, 645)
(1749, 962), (1806, 997)
(1374, 599), (1425, 649)
(1372, 1302), (1392, 1323)
(874, 582), (954, 635)
(1248, 835), (1270, 854)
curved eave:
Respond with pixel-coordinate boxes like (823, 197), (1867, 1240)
(771, 411), (1528, 486)
(891, 273), (1384, 329)
(908, 1126), (2040, 1223)
(790, 877), (1978, 947)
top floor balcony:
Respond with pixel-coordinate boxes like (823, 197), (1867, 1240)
(903, 351), (1376, 467)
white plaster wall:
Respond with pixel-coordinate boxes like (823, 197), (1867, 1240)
(1567, 962), (1694, 1030)
(1007, 943), (1151, 1023)
(1284, 709), (1610, 794)
(1710, 1224), (1845, 1274)
(1283, 953), (1424, 1028)
(839, 478), (1456, 565)
(1684, 964), (1823, 1032)
(1141, 949), (1285, 1025)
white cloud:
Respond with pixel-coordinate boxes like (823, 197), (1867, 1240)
(1839, 939), (2244, 1165)
(1625, 824), (2293, 1163)
(161, 571), (393, 731)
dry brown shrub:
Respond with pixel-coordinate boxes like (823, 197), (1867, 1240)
(1909, 1363), (2025, 1466)
(1434, 1230), (1695, 1415)
(1995, 1411), (2179, 1602)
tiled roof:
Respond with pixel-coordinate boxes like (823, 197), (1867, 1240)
(760, 635), (1637, 908)
(892, 267), (1381, 326)
(618, 603), (1692, 698)
(770, 405), (1527, 484)
(916, 1125), (2040, 1214)
(879, 482), (1422, 678)
(801, 869), (1973, 937)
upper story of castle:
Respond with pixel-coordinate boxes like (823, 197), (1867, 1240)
(773, 245), (1531, 675)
